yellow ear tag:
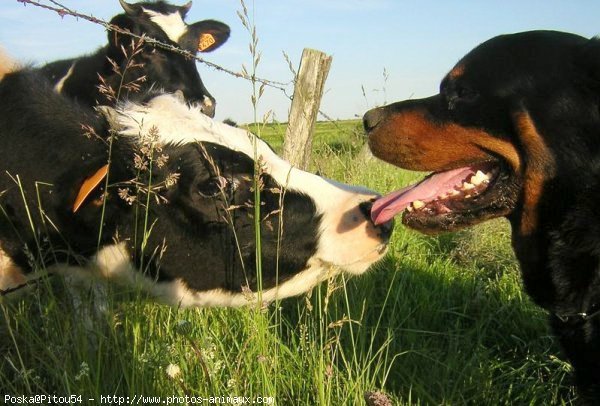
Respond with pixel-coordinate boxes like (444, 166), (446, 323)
(73, 164), (109, 213)
(198, 33), (216, 52)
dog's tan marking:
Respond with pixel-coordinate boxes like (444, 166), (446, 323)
(513, 111), (556, 236)
(368, 109), (521, 172)
(0, 47), (17, 81)
(0, 248), (27, 291)
(448, 64), (465, 80)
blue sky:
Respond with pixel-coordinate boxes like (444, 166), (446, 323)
(2, 0), (600, 123)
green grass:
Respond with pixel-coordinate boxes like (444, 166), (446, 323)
(0, 120), (576, 405)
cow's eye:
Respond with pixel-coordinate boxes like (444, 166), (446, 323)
(198, 176), (229, 198)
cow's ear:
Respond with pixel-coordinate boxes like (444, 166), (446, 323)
(180, 20), (230, 53)
(118, 0), (143, 17)
(72, 165), (109, 213)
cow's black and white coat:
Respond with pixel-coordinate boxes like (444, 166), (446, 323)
(40, 0), (230, 116)
(0, 65), (391, 306)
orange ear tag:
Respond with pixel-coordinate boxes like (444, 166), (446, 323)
(73, 164), (109, 213)
(198, 33), (216, 52)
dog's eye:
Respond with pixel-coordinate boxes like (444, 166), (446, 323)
(446, 85), (478, 110)
(456, 86), (478, 101)
(198, 176), (230, 198)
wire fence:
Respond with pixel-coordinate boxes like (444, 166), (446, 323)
(18, 0), (292, 90)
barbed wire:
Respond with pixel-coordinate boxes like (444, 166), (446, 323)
(16, 0), (343, 123)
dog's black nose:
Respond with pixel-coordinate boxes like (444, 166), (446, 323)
(363, 108), (386, 132)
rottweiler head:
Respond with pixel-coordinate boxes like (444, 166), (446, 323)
(364, 30), (600, 239)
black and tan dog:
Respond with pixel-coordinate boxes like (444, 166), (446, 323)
(363, 30), (600, 401)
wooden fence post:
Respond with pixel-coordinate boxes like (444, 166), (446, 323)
(283, 48), (332, 170)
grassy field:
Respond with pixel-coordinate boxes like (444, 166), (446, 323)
(0, 120), (576, 405)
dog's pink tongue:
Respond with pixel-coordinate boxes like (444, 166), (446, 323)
(371, 167), (476, 225)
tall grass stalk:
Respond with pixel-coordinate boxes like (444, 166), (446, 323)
(14, 175), (42, 267)
(95, 38), (146, 252)
(238, 0), (278, 400)
(238, 0), (263, 298)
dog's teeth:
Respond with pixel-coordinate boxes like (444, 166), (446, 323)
(462, 182), (476, 191)
(470, 170), (489, 186)
(407, 205), (414, 212)
(412, 200), (425, 209)
(449, 190), (461, 197)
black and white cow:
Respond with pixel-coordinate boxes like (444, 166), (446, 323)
(40, 0), (230, 117)
(0, 64), (392, 306)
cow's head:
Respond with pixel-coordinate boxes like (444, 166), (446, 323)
(66, 93), (393, 307)
(107, 0), (230, 117)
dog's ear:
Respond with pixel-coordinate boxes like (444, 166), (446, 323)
(576, 37), (600, 87)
